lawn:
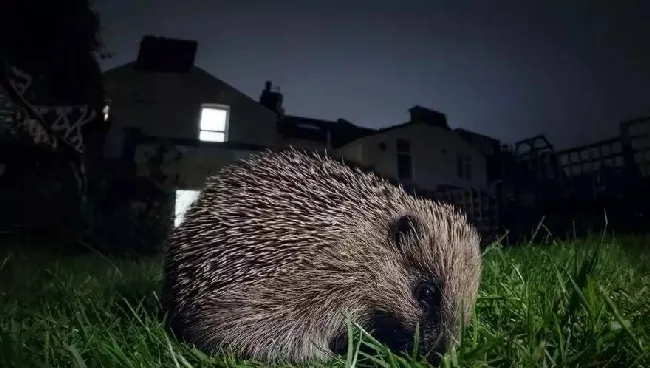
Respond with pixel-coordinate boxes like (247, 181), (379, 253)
(1, 234), (649, 368)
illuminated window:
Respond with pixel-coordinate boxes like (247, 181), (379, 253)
(199, 104), (229, 142)
(174, 189), (201, 227)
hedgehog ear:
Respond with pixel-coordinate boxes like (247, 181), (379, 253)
(392, 215), (419, 250)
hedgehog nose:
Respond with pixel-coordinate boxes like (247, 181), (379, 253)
(423, 331), (452, 363)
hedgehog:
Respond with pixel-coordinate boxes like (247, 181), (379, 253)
(161, 147), (482, 364)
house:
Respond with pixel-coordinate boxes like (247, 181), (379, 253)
(336, 105), (488, 192)
(102, 36), (281, 189)
(101, 35), (285, 226)
(454, 127), (504, 184)
(100, 35), (493, 229)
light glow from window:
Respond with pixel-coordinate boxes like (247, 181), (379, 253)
(199, 106), (228, 142)
(174, 189), (201, 227)
(199, 130), (225, 142)
(103, 105), (110, 121)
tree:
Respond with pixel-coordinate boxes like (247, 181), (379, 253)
(0, 0), (108, 239)
(1, 0), (105, 105)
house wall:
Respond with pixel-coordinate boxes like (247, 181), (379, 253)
(455, 129), (503, 183)
(336, 141), (364, 163)
(133, 142), (259, 190)
(337, 123), (488, 191)
(131, 141), (262, 228)
(102, 62), (280, 158)
(457, 131), (500, 157)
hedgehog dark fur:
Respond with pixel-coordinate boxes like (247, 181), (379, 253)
(161, 147), (482, 364)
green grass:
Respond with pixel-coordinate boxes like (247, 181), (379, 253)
(1, 235), (649, 368)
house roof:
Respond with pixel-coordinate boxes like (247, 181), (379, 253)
(102, 62), (279, 117)
(278, 107), (450, 148)
(454, 128), (501, 144)
(339, 107), (449, 145)
(278, 115), (376, 148)
(338, 119), (448, 147)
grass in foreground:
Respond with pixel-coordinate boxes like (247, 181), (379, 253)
(0, 235), (649, 368)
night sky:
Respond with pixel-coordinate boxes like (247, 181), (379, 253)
(96, 0), (650, 149)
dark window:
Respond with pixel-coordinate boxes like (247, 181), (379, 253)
(457, 155), (472, 180)
(397, 154), (412, 180)
(396, 139), (412, 180)
(396, 139), (410, 153)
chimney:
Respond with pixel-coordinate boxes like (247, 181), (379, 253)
(408, 105), (449, 129)
(135, 35), (198, 73)
(259, 80), (285, 116)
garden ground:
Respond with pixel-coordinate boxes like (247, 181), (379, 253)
(1, 234), (649, 367)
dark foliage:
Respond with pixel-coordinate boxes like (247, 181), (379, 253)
(0, 0), (107, 242)
(86, 143), (182, 257)
(0, 0), (106, 106)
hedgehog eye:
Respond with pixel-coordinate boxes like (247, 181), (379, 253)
(414, 282), (441, 310)
(393, 215), (418, 248)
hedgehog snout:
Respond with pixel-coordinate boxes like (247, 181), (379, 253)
(365, 309), (451, 363)
(413, 282), (462, 363)
(358, 281), (452, 359)
(366, 309), (417, 353)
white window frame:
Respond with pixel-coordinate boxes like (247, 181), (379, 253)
(198, 103), (229, 142)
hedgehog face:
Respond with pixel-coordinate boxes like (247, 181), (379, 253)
(355, 208), (482, 364)
(365, 281), (449, 363)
